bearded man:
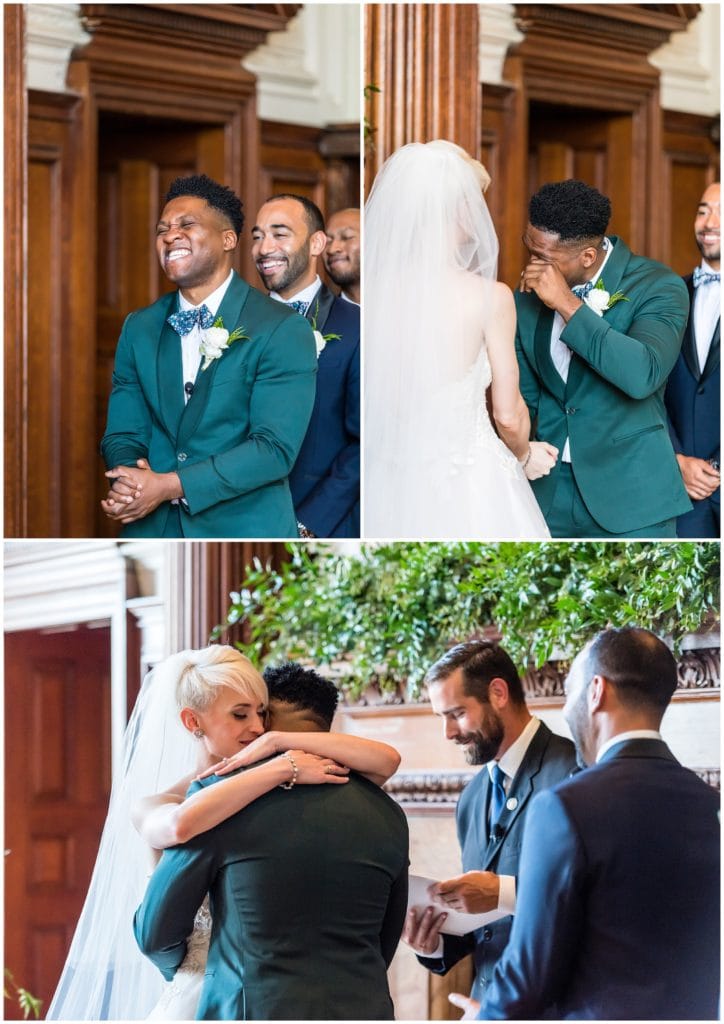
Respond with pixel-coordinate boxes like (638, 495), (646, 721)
(401, 640), (576, 1005)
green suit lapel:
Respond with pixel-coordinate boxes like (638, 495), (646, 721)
(533, 305), (565, 402)
(156, 292), (186, 443)
(565, 235), (630, 399)
(177, 272), (251, 449)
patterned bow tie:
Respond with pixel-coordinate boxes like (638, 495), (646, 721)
(572, 281), (595, 299)
(693, 267), (721, 288)
(286, 300), (310, 316)
(167, 303), (215, 336)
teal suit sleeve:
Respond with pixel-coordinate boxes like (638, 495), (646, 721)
(178, 317), (317, 514)
(380, 861), (409, 967)
(515, 319), (541, 429)
(101, 315), (153, 467)
(134, 837), (216, 981)
(477, 789), (585, 1019)
(560, 279), (689, 400)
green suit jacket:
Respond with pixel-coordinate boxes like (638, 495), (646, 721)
(515, 237), (692, 533)
(134, 771), (409, 1020)
(101, 272), (317, 537)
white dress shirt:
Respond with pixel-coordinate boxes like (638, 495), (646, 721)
(270, 275), (322, 312)
(341, 290), (360, 307)
(596, 729), (662, 762)
(177, 270), (234, 403)
(551, 237), (614, 462)
(692, 260), (721, 373)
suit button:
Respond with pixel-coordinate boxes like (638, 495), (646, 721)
(482, 927), (493, 941)
(565, 407), (575, 415)
(177, 452), (187, 462)
(697, 387), (706, 395)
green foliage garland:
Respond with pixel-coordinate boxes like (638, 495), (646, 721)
(215, 542), (719, 700)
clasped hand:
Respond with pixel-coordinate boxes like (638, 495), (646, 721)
(101, 458), (183, 524)
(524, 440), (558, 480)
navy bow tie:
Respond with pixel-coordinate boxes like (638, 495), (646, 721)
(286, 300), (310, 316)
(167, 303), (215, 336)
(693, 267), (721, 288)
(572, 280), (595, 299)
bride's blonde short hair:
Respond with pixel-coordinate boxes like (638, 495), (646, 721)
(175, 645), (267, 712)
(425, 139), (492, 193)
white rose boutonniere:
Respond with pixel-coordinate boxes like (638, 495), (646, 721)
(309, 298), (341, 358)
(313, 330), (327, 357)
(584, 279), (629, 318)
(199, 316), (250, 370)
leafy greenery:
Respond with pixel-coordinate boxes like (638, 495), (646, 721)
(4, 970), (42, 1020)
(215, 542), (719, 700)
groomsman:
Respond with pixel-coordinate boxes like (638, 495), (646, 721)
(516, 179), (691, 537)
(323, 208), (361, 305)
(665, 182), (721, 537)
(459, 628), (720, 1020)
(252, 195), (360, 537)
(402, 641), (576, 1004)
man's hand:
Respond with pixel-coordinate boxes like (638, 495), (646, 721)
(520, 259), (582, 320)
(101, 458), (183, 524)
(401, 906), (447, 956)
(448, 992), (481, 1020)
(676, 454), (720, 501)
(429, 871), (500, 914)
(524, 440), (559, 480)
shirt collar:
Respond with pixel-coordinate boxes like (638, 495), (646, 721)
(488, 716), (541, 783)
(699, 258), (718, 274)
(596, 729), (662, 763)
(178, 269), (234, 315)
(341, 291), (359, 306)
(269, 275), (322, 307)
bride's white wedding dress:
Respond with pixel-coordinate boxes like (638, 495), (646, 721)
(146, 899), (210, 1020)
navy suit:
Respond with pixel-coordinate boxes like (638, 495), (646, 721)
(418, 723), (576, 1001)
(478, 738), (721, 1020)
(665, 273), (720, 537)
(290, 285), (360, 537)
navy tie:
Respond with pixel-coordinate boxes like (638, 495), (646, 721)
(572, 280), (595, 299)
(167, 303), (214, 336)
(489, 763), (507, 830)
(693, 267), (721, 288)
(287, 300), (310, 315)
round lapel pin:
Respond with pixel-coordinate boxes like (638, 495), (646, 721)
(506, 797), (518, 811)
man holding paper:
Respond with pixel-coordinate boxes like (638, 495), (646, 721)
(402, 640), (576, 1003)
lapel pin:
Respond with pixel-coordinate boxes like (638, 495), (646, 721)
(506, 797), (518, 811)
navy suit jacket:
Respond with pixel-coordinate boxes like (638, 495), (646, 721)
(664, 272), (720, 535)
(479, 739), (721, 1020)
(418, 723), (576, 1001)
(289, 284), (360, 537)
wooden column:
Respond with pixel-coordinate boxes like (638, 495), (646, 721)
(365, 3), (480, 194)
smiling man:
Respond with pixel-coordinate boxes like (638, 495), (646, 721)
(516, 179), (691, 538)
(100, 175), (317, 538)
(252, 194), (360, 537)
(323, 208), (361, 305)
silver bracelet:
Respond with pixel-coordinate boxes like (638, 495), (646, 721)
(519, 446), (532, 470)
(279, 751), (298, 790)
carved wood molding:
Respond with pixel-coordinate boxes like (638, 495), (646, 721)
(386, 763), (721, 811)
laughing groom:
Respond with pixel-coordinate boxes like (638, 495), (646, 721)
(516, 180), (691, 537)
(100, 175), (317, 538)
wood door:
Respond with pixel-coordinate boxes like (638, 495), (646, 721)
(4, 626), (112, 1020)
(94, 113), (229, 536)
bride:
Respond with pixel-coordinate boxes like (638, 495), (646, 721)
(46, 645), (400, 1020)
(364, 140), (557, 538)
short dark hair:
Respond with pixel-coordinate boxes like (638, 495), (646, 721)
(165, 174), (244, 235)
(529, 180), (611, 243)
(263, 661), (339, 729)
(425, 639), (526, 706)
(267, 193), (325, 235)
(585, 627), (677, 712)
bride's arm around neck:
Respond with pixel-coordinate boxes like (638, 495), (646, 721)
(485, 281), (531, 459)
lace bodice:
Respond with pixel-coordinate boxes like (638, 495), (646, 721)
(145, 898), (210, 1019)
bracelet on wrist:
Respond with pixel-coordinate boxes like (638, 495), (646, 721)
(279, 751), (298, 790)
(519, 446), (532, 470)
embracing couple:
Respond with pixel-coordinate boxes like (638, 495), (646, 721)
(48, 647), (408, 1021)
(364, 141), (691, 539)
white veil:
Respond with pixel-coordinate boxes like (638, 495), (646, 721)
(46, 651), (201, 1020)
(363, 140), (501, 536)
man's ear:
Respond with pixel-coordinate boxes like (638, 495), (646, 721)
(310, 229), (328, 258)
(588, 675), (606, 713)
(222, 229), (238, 252)
(580, 243), (600, 269)
(487, 676), (509, 710)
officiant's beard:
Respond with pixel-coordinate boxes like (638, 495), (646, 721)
(457, 709), (505, 765)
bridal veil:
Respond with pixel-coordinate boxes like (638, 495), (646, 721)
(363, 140), (501, 536)
(47, 653), (200, 1020)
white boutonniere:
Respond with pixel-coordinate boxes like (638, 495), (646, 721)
(199, 316), (250, 370)
(584, 279), (630, 318)
(309, 299), (341, 358)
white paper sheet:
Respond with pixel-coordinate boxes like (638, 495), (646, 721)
(407, 874), (508, 936)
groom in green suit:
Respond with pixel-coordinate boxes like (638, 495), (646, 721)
(516, 180), (691, 537)
(134, 667), (409, 1020)
(101, 175), (317, 537)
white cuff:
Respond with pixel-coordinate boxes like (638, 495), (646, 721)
(497, 874), (517, 915)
